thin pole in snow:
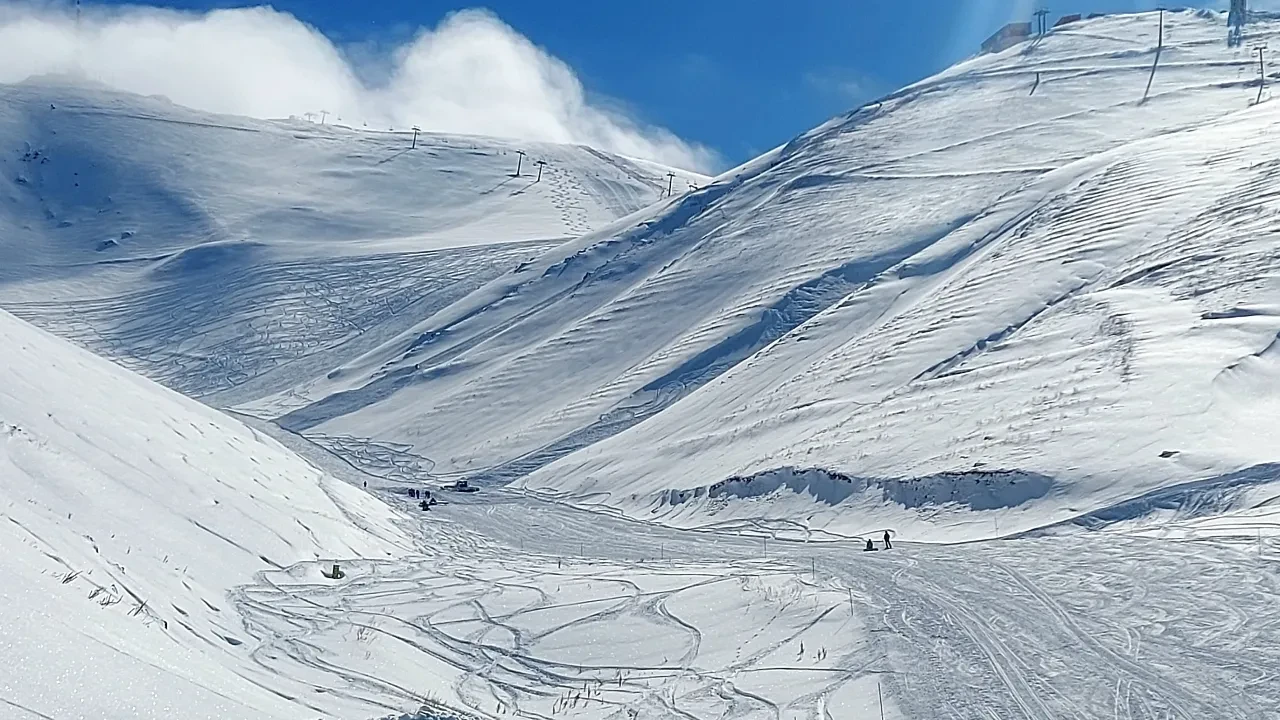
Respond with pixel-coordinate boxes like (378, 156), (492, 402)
(319, 110), (328, 125)
(1143, 9), (1164, 103)
(515, 150), (526, 177)
(763, 536), (767, 554)
(1256, 45), (1269, 105)
(1034, 8), (1051, 36)
(536, 160), (546, 182)
(666, 172), (676, 197)
(848, 588), (854, 613)
(811, 558), (816, 580)
(878, 680), (885, 720)
(411, 126), (420, 150)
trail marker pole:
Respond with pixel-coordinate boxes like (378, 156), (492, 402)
(811, 558), (816, 580)
(319, 110), (328, 125)
(411, 126), (420, 150)
(1143, 9), (1165, 103)
(515, 150), (526, 177)
(1256, 45), (1268, 104)
(536, 160), (546, 182)
(878, 680), (885, 720)
(666, 172), (676, 198)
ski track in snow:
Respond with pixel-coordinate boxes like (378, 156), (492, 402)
(221, 485), (1280, 720)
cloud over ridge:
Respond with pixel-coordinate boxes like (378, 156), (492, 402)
(0, 2), (717, 171)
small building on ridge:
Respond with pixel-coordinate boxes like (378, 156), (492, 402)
(981, 22), (1033, 54)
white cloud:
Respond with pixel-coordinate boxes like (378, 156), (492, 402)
(0, 2), (718, 171)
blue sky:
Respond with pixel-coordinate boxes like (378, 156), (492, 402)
(54, 1), (1231, 164)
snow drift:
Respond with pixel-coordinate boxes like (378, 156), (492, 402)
(0, 308), (410, 720)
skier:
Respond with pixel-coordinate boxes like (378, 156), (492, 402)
(419, 499), (430, 512)
(883, 530), (892, 550)
(864, 538), (876, 552)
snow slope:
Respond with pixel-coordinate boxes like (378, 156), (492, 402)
(0, 308), (411, 720)
(0, 77), (705, 403)
(7, 11), (1279, 546)
(243, 10), (1280, 539)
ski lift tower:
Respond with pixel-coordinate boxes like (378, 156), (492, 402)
(1229, 0), (1248, 48)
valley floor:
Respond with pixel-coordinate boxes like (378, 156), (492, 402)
(234, 425), (1280, 720)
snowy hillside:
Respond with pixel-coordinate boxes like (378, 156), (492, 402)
(9, 10), (1280, 720)
(0, 77), (705, 402)
(0, 308), (411, 720)
(239, 11), (1280, 539)
(7, 11), (1280, 546)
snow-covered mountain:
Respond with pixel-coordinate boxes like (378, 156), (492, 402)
(247, 10), (1280, 540)
(0, 308), (411, 719)
(10, 11), (1280, 720)
(7, 11), (1280, 545)
(0, 77), (705, 403)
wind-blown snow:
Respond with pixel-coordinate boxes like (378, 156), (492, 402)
(0, 4), (716, 171)
(0, 308), (410, 720)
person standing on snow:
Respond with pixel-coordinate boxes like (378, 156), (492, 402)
(883, 530), (892, 550)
